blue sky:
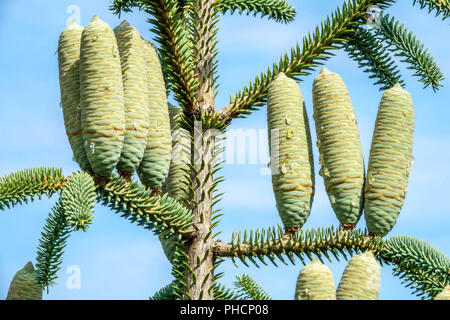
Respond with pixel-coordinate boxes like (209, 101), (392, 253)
(0, 0), (449, 300)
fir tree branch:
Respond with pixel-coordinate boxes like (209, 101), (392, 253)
(213, 226), (383, 267)
(218, 0), (296, 24)
(234, 274), (272, 300)
(342, 26), (405, 90)
(35, 201), (73, 292)
(412, 0), (450, 20)
(97, 174), (195, 237)
(218, 0), (396, 121)
(213, 282), (241, 300)
(214, 226), (450, 299)
(380, 235), (450, 299)
(150, 281), (178, 300)
(62, 173), (96, 231)
(377, 13), (445, 91)
(111, 0), (198, 112)
(0, 168), (66, 211)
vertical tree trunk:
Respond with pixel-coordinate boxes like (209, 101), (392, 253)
(185, 0), (217, 300)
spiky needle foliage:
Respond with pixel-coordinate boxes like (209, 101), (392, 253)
(343, 27), (405, 90)
(377, 14), (444, 91)
(381, 236), (450, 299)
(412, 0), (450, 20)
(234, 274), (272, 300)
(35, 200), (73, 292)
(0, 167), (66, 210)
(218, 0), (296, 23)
(3, 0), (450, 300)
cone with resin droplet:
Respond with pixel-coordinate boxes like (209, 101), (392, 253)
(80, 16), (125, 177)
(336, 252), (381, 300)
(6, 262), (42, 300)
(294, 259), (336, 300)
(164, 102), (191, 200)
(267, 73), (314, 230)
(114, 21), (149, 176)
(137, 40), (172, 189)
(434, 285), (450, 300)
(364, 83), (414, 237)
(58, 21), (92, 173)
(312, 67), (365, 227)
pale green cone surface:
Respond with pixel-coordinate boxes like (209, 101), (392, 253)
(312, 67), (365, 227)
(80, 16), (125, 177)
(434, 285), (450, 300)
(6, 262), (42, 300)
(58, 22), (92, 173)
(267, 73), (315, 229)
(137, 40), (172, 189)
(114, 21), (149, 174)
(364, 83), (414, 237)
(295, 259), (336, 300)
(164, 103), (191, 200)
(336, 252), (381, 300)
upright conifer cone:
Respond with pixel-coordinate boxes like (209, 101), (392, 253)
(137, 40), (172, 190)
(336, 252), (381, 300)
(6, 262), (42, 300)
(364, 83), (414, 237)
(114, 21), (150, 176)
(80, 16), (125, 178)
(164, 103), (191, 200)
(312, 67), (365, 227)
(114, 21), (149, 177)
(267, 73), (314, 230)
(294, 259), (336, 300)
(58, 22), (92, 173)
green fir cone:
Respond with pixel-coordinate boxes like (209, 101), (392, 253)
(80, 16), (125, 178)
(114, 21), (150, 176)
(434, 285), (450, 300)
(6, 262), (42, 300)
(364, 83), (414, 237)
(164, 103), (191, 200)
(312, 67), (365, 227)
(295, 259), (336, 300)
(137, 40), (172, 190)
(336, 252), (381, 300)
(58, 21), (92, 173)
(267, 73), (314, 230)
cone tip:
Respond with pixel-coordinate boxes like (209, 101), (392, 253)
(320, 66), (330, 74)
